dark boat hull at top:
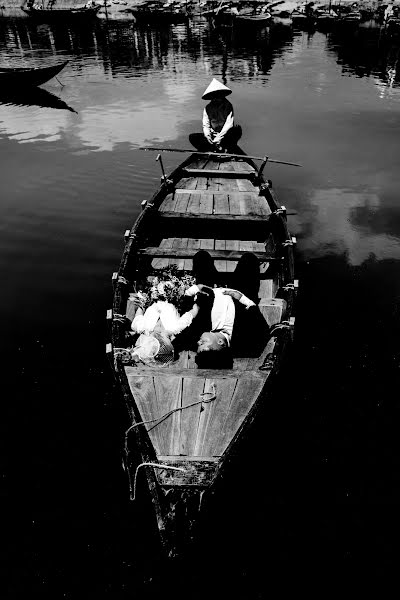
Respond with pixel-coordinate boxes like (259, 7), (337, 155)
(0, 61), (68, 89)
(108, 147), (298, 557)
(21, 5), (101, 20)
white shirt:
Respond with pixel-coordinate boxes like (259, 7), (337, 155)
(210, 288), (235, 344)
(185, 286), (236, 344)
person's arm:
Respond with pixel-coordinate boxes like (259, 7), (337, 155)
(131, 303), (160, 334)
(202, 108), (213, 144)
(221, 295), (235, 339)
(213, 111), (234, 144)
(165, 303), (200, 336)
(222, 288), (256, 309)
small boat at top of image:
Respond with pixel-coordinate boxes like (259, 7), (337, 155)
(129, 0), (189, 23)
(212, 1), (272, 28)
(336, 8), (362, 26)
(290, 6), (316, 28)
(21, 0), (101, 21)
(235, 4), (272, 26)
(314, 7), (338, 30)
(0, 60), (68, 89)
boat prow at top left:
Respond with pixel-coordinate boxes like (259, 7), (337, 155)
(0, 60), (69, 90)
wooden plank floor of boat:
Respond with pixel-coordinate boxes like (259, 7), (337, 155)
(124, 155), (283, 467)
(125, 366), (269, 459)
(159, 155), (271, 221)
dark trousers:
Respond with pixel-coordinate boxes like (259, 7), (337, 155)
(174, 251), (269, 356)
(189, 125), (242, 153)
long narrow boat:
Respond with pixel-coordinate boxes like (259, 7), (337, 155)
(107, 148), (298, 557)
(21, 5), (101, 20)
(0, 60), (68, 89)
(235, 12), (272, 26)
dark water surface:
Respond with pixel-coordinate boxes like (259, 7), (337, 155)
(2, 16), (400, 597)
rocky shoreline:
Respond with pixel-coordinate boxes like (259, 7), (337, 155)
(0, 0), (385, 22)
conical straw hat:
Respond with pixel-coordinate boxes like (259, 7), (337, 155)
(202, 78), (232, 100)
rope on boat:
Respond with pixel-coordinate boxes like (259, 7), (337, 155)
(112, 313), (128, 323)
(114, 347), (132, 361)
(126, 383), (217, 435)
(125, 384), (217, 500)
(131, 463), (186, 501)
(117, 276), (130, 285)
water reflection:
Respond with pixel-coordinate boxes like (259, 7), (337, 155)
(326, 26), (400, 88)
(0, 86), (77, 112)
(297, 189), (400, 265)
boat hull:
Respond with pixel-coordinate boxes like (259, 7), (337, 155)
(0, 60), (68, 89)
(109, 149), (297, 556)
(21, 6), (101, 21)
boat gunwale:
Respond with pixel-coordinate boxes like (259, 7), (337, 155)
(111, 150), (292, 357)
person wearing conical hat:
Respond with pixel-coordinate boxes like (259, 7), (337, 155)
(189, 78), (242, 153)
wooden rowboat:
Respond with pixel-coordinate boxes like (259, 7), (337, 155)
(21, 5), (101, 20)
(235, 12), (272, 26)
(107, 148), (298, 557)
(0, 61), (68, 89)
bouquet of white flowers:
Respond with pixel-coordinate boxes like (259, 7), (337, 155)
(139, 266), (196, 310)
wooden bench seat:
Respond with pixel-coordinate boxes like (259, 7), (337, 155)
(183, 168), (257, 180)
(141, 247), (278, 262)
(159, 190), (271, 217)
(149, 238), (274, 272)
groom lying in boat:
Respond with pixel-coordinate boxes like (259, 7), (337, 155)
(172, 250), (270, 368)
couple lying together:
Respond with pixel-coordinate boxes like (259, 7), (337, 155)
(127, 250), (270, 369)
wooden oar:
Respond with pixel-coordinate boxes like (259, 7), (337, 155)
(139, 147), (302, 167)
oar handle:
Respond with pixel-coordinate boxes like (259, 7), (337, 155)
(139, 147), (302, 167)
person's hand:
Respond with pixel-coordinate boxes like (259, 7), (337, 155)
(129, 293), (146, 310)
(222, 288), (243, 301)
(185, 284), (200, 297)
(195, 289), (214, 307)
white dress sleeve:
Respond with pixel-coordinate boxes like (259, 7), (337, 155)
(158, 302), (194, 336)
(131, 303), (160, 334)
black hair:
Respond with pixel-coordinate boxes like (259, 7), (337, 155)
(195, 347), (233, 370)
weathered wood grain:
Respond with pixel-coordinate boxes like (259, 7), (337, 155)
(204, 378), (238, 456)
(193, 379), (217, 456)
(179, 378), (206, 456)
(125, 366), (266, 379)
(215, 377), (265, 455)
(142, 247), (277, 262)
(185, 237), (200, 270)
(176, 177), (198, 190)
(186, 193), (201, 215)
(171, 237), (188, 270)
(127, 375), (163, 454)
(152, 237), (173, 270)
(159, 192), (177, 212)
(199, 192), (213, 214)
(174, 192), (191, 213)
(214, 193), (230, 215)
(225, 239), (239, 272)
(184, 168), (256, 180)
(214, 239), (227, 272)
(153, 375), (183, 455)
(199, 238), (214, 251)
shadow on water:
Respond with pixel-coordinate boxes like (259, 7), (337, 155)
(0, 86), (77, 112)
